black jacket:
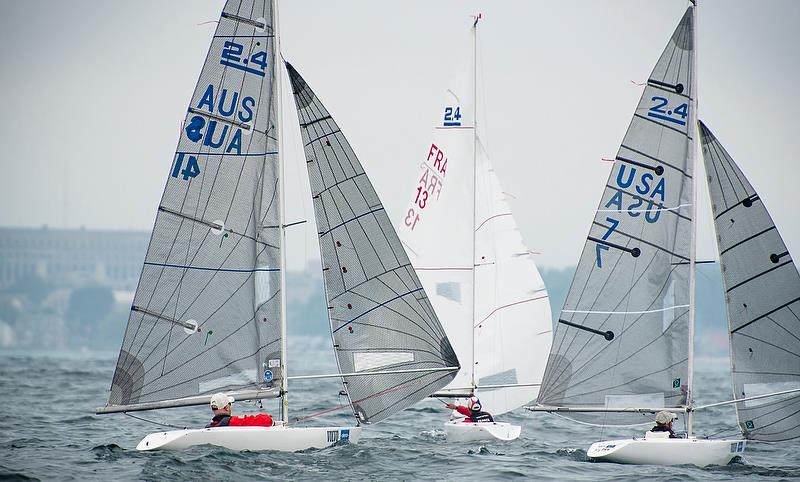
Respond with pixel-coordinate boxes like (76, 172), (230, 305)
(650, 424), (678, 438)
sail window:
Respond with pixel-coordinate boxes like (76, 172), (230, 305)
(605, 393), (665, 409)
(436, 282), (461, 303)
(743, 382), (800, 408)
(353, 352), (414, 372)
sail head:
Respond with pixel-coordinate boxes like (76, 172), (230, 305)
(537, 7), (695, 425)
(287, 62), (459, 424)
(700, 120), (800, 442)
(108, 0), (282, 408)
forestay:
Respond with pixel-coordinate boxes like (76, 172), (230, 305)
(700, 120), (800, 441)
(286, 63), (459, 424)
(537, 7), (696, 425)
(108, 0), (282, 409)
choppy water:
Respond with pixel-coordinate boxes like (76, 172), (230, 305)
(2, 339), (799, 481)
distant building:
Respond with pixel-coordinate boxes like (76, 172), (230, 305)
(0, 226), (149, 290)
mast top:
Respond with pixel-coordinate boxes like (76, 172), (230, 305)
(472, 12), (482, 28)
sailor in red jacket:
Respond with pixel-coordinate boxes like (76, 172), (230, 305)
(206, 392), (274, 428)
(445, 396), (494, 423)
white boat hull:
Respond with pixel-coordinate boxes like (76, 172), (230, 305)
(136, 425), (362, 452)
(443, 420), (521, 442)
(587, 437), (746, 467)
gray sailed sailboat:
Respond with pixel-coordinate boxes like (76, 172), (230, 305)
(96, 0), (458, 452)
(526, 2), (799, 466)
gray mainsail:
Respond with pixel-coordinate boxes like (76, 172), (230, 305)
(537, 7), (695, 424)
(700, 120), (800, 441)
(107, 0), (282, 409)
(286, 62), (459, 424)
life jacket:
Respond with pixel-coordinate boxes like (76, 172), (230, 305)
(467, 410), (494, 423)
(650, 424), (677, 438)
(206, 414), (231, 428)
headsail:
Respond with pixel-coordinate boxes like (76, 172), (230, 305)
(286, 63), (459, 424)
(106, 0), (282, 410)
(537, 7), (695, 425)
(700, 120), (800, 441)
(397, 27), (552, 416)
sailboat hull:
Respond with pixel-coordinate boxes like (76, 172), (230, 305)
(443, 420), (521, 442)
(587, 437), (745, 467)
(136, 425), (362, 452)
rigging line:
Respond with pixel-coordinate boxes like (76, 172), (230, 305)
(124, 412), (186, 430)
(562, 305), (689, 315)
(731, 295), (800, 334)
(475, 212), (512, 232)
(475, 294), (550, 328)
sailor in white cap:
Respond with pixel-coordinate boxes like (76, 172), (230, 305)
(650, 410), (679, 438)
(206, 392), (274, 428)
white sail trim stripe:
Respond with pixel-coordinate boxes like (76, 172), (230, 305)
(596, 203), (692, 213)
(562, 305), (689, 315)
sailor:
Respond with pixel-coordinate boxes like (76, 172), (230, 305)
(206, 392), (275, 428)
(649, 410), (679, 438)
(446, 396), (494, 423)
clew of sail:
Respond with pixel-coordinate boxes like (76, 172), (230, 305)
(107, 0), (282, 410)
(700, 120), (800, 441)
(286, 63), (459, 424)
(537, 7), (695, 425)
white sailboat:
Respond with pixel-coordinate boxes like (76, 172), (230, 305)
(95, 0), (460, 452)
(398, 15), (553, 442)
(526, 2), (800, 467)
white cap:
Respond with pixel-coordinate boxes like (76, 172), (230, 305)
(469, 396), (481, 411)
(210, 392), (235, 409)
(655, 410), (677, 424)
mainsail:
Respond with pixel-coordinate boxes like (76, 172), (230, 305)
(107, 0), (282, 409)
(537, 7), (696, 424)
(397, 26), (552, 416)
(700, 120), (800, 441)
(287, 63), (459, 424)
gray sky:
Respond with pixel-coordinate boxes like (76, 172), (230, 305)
(1, 0), (798, 269)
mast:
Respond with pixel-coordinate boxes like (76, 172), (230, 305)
(273, 0), (289, 426)
(470, 13), (480, 392)
(686, 0), (698, 437)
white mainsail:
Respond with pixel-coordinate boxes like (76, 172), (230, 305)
(398, 23), (552, 416)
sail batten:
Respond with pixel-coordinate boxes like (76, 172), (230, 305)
(700, 120), (800, 441)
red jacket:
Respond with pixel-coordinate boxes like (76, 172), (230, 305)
(207, 413), (274, 428)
